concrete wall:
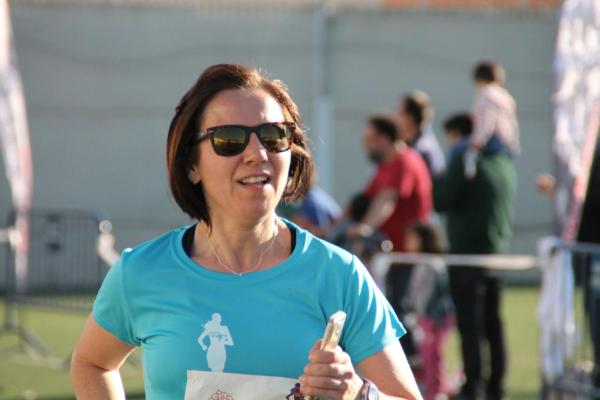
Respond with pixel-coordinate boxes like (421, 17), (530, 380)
(1, 3), (557, 259)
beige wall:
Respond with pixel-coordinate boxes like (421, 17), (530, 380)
(0, 3), (556, 259)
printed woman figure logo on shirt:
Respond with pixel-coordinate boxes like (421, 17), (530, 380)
(198, 313), (234, 372)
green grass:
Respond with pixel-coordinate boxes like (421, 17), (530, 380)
(503, 288), (541, 399)
(0, 302), (144, 400)
(0, 288), (541, 399)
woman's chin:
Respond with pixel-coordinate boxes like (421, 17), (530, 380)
(235, 203), (277, 221)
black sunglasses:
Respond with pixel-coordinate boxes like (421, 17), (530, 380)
(191, 122), (295, 157)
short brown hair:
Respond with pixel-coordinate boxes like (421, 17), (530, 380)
(443, 113), (473, 137)
(473, 60), (505, 84)
(402, 90), (433, 127)
(166, 64), (313, 226)
(408, 221), (446, 254)
(367, 114), (400, 142)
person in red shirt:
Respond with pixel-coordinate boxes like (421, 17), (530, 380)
(351, 114), (432, 367)
(352, 114), (432, 252)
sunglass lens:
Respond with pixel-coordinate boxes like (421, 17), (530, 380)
(260, 124), (291, 152)
(213, 126), (247, 156)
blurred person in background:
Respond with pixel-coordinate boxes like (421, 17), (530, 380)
(536, 137), (600, 390)
(71, 64), (422, 400)
(434, 113), (516, 400)
(572, 138), (600, 390)
(278, 183), (341, 238)
(464, 61), (519, 180)
(404, 221), (455, 400)
(327, 192), (392, 270)
(353, 114), (432, 253)
(397, 90), (446, 178)
(351, 113), (432, 371)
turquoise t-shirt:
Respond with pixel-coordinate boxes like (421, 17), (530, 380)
(93, 221), (405, 399)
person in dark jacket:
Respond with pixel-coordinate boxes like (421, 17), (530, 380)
(575, 138), (600, 390)
(434, 113), (516, 400)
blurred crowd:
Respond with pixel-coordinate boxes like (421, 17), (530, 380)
(279, 60), (520, 400)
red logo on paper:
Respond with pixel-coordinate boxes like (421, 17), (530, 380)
(209, 389), (234, 400)
(286, 383), (305, 399)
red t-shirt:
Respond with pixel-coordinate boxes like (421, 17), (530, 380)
(364, 147), (432, 252)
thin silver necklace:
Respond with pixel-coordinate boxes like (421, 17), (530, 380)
(208, 221), (279, 276)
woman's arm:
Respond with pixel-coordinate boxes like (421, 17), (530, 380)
(356, 340), (422, 399)
(360, 188), (398, 232)
(223, 327), (234, 346)
(198, 329), (209, 350)
(71, 314), (136, 399)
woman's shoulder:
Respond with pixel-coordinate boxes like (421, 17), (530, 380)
(116, 225), (189, 271)
(290, 220), (358, 271)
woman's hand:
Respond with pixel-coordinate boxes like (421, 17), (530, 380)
(299, 340), (364, 400)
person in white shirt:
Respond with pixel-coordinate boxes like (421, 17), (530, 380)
(464, 61), (520, 179)
(397, 90), (446, 178)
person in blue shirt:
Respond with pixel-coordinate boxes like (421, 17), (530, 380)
(277, 183), (341, 239)
(70, 64), (421, 400)
(288, 184), (341, 238)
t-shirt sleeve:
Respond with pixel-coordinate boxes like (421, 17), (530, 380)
(379, 157), (415, 199)
(92, 253), (140, 346)
(341, 255), (406, 364)
(396, 156), (417, 198)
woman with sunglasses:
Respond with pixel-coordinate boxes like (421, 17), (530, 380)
(71, 64), (421, 400)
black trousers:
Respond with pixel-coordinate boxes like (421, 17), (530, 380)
(449, 267), (506, 398)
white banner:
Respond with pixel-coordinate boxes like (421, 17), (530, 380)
(552, 0), (600, 241)
(0, 0), (33, 293)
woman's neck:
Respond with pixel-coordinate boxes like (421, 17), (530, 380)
(192, 215), (288, 274)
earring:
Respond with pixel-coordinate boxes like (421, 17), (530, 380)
(188, 170), (200, 185)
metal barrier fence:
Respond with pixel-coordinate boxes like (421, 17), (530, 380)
(2, 208), (110, 310)
(539, 239), (600, 399)
(0, 208), (114, 355)
(370, 252), (538, 289)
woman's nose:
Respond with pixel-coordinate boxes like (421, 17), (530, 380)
(243, 131), (268, 162)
